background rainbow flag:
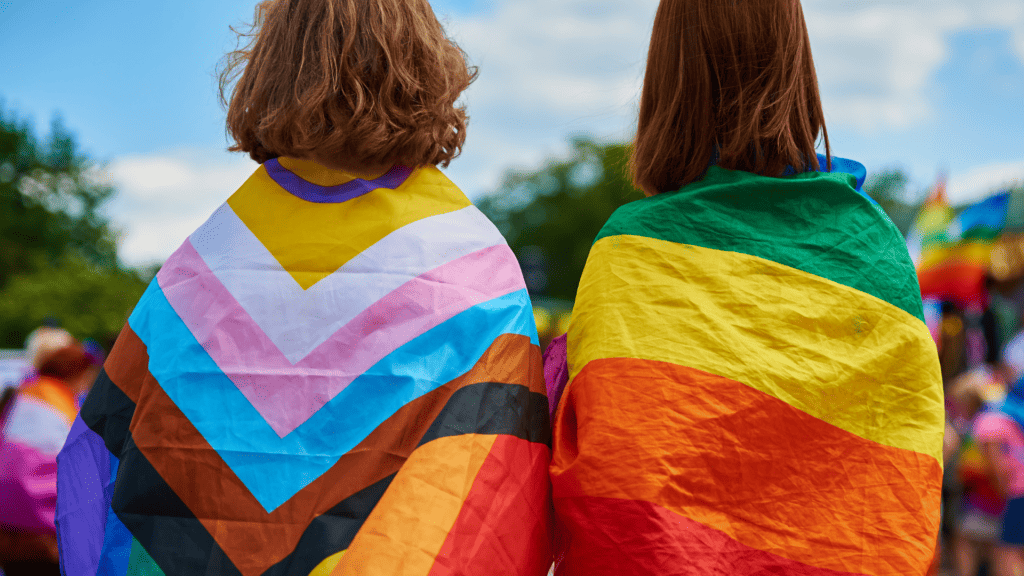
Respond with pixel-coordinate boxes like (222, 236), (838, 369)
(551, 162), (944, 575)
(913, 180), (1011, 307)
(55, 158), (553, 576)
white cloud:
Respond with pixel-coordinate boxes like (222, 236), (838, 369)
(804, 0), (1024, 131)
(441, 0), (655, 195)
(947, 159), (1024, 204)
(98, 150), (257, 266)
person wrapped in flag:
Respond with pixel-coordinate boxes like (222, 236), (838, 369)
(546, 0), (944, 574)
(1, 328), (100, 576)
(54, 1), (553, 574)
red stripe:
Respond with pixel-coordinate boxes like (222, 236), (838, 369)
(552, 496), (867, 576)
(918, 262), (987, 305)
(428, 435), (553, 576)
(551, 357), (941, 575)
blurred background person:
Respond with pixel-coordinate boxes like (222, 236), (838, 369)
(0, 326), (100, 576)
(973, 332), (1024, 576)
(950, 368), (1007, 576)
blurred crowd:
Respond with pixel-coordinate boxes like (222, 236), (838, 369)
(0, 326), (103, 576)
(937, 280), (1024, 576)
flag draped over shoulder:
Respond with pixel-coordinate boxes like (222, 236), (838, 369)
(551, 162), (944, 576)
(55, 158), (552, 576)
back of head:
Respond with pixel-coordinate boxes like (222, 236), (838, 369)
(631, 0), (830, 195)
(221, 0), (476, 168)
(25, 327), (91, 382)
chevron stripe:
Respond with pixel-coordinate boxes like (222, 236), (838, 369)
(160, 206), (521, 437)
(179, 204), (506, 363)
(86, 329), (542, 575)
(185, 201), (507, 358)
(77, 358), (547, 575)
(226, 165), (472, 289)
(98, 496), (132, 576)
(127, 283), (538, 512)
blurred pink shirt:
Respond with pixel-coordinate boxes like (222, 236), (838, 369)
(975, 411), (1024, 499)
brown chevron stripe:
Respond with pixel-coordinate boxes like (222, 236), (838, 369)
(100, 327), (543, 576)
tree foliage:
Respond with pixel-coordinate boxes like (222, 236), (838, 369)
(0, 256), (147, 348)
(863, 167), (924, 235)
(475, 138), (643, 302)
(0, 106), (147, 348)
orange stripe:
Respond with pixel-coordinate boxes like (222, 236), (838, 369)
(428, 435), (552, 576)
(20, 376), (78, 423)
(332, 434), (497, 575)
(550, 358), (941, 576)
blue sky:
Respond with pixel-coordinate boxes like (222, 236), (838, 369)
(2, 0), (1023, 264)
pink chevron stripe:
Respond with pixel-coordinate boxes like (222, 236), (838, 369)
(157, 241), (525, 437)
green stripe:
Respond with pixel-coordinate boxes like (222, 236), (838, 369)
(128, 537), (166, 576)
(595, 166), (924, 321)
(961, 228), (1001, 243)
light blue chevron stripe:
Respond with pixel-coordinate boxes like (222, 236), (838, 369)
(128, 282), (537, 512)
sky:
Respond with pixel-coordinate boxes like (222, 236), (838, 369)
(1, 0), (1023, 266)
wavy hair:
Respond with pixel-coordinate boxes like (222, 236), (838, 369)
(631, 0), (831, 195)
(219, 0), (477, 168)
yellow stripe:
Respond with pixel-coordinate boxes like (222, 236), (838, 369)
(309, 551), (345, 576)
(277, 157), (391, 187)
(332, 434), (496, 575)
(569, 235), (944, 462)
(227, 165), (471, 289)
(918, 240), (991, 271)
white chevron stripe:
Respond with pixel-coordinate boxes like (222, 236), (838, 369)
(188, 204), (506, 364)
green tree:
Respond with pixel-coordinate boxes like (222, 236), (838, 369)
(863, 168), (925, 236)
(0, 105), (146, 348)
(476, 137), (643, 302)
(0, 256), (147, 347)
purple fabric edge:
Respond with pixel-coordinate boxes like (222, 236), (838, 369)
(55, 415), (111, 576)
(264, 158), (414, 204)
(544, 333), (569, 419)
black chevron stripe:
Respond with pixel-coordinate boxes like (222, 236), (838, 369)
(80, 370), (549, 576)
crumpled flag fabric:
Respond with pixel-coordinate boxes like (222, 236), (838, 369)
(55, 157), (553, 576)
(0, 376), (78, 535)
(551, 161), (944, 576)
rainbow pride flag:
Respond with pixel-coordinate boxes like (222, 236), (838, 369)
(55, 158), (553, 576)
(914, 182), (1011, 307)
(551, 162), (944, 575)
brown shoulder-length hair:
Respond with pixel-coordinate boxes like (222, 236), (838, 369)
(630, 0), (831, 195)
(220, 0), (477, 168)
